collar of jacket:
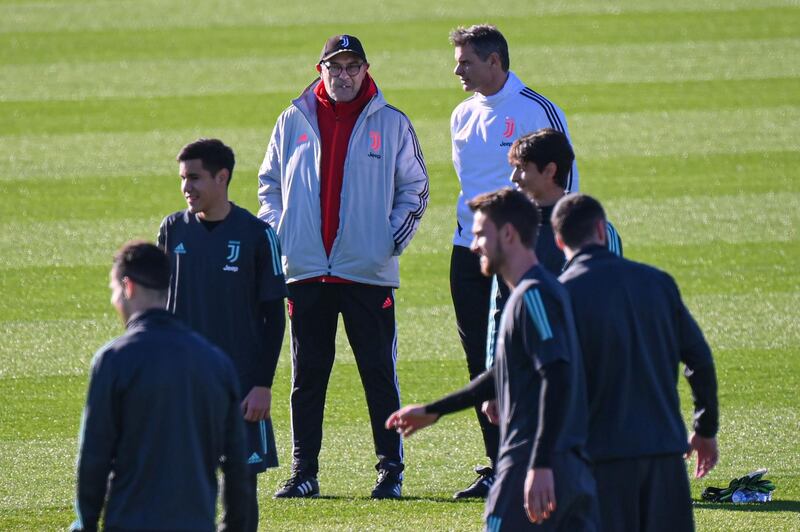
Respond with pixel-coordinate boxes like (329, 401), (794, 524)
(473, 70), (524, 107)
(313, 72), (377, 116)
(126, 308), (177, 330)
(292, 76), (387, 131)
(562, 243), (614, 272)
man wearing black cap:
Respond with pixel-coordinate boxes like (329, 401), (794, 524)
(258, 35), (429, 499)
(71, 241), (250, 532)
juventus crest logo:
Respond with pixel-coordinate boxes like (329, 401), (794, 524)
(226, 240), (240, 263)
(340, 35), (350, 47)
(369, 131), (381, 151)
(502, 117), (515, 138)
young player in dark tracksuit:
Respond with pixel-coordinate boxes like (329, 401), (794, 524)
(554, 194), (719, 532)
(486, 129), (622, 368)
(388, 189), (599, 531)
(159, 139), (287, 531)
(72, 242), (249, 532)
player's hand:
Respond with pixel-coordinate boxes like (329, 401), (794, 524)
(685, 432), (718, 478)
(524, 468), (556, 524)
(385, 404), (439, 437)
(241, 386), (271, 422)
(481, 400), (500, 425)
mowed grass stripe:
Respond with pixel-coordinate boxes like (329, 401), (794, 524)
(4, 105), (798, 180)
(571, 105), (800, 158)
(0, 218), (163, 268)
(5, 78), (800, 137)
(605, 192), (799, 246)
(0, 375), (86, 441)
(686, 293), (800, 352)
(627, 241), (800, 295)
(399, 194), (800, 258)
(4, 8), (799, 65)
(5, 241), (794, 377)
(3, 38), (799, 102)
(2, 270), (797, 355)
(0, 318), (119, 378)
(0, 265), (109, 320)
(0, 163), (457, 222)
(582, 151), (800, 199)
(711, 348), (800, 410)
(398, 241), (800, 300)
(3, 151), (799, 224)
(2, 193), (798, 268)
(2, 0), (796, 34)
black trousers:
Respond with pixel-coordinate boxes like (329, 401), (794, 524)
(485, 451), (599, 531)
(219, 473), (258, 532)
(593, 454), (694, 532)
(450, 245), (499, 464)
(287, 282), (403, 477)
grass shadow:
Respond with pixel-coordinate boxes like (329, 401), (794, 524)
(694, 500), (800, 513)
(304, 495), (479, 503)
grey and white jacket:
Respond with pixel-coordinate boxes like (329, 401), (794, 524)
(257, 79), (429, 287)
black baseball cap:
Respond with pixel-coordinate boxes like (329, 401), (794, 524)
(320, 34), (367, 63)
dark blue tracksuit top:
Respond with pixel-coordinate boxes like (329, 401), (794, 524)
(72, 309), (249, 532)
(559, 246), (717, 462)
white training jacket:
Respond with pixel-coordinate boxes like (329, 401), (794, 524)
(258, 79), (429, 288)
(451, 71), (579, 248)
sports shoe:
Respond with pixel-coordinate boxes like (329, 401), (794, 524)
(453, 466), (494, 499)
(371, 468), (403, 499)
(273, 472), (320, 498)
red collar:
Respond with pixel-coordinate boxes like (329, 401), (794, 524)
(314, 72), (377, 115)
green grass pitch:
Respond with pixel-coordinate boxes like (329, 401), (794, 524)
(1, 0), (799, 529)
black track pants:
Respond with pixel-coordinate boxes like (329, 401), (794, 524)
(593, 454), (694, 532)
(449, 245), (499, 464)
(287, 282), (403, 477)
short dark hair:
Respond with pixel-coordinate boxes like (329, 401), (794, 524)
(551, 194), (607, 249)
(468, 188), (540, 248)
(449, 24), (510, 71)
(112, 240), (170, 292)
(176, 138), (235, 186)
(508, 128), (574, 189)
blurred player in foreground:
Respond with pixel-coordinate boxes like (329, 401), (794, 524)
(554, 193), (719, 531)
(72, 241), (249, 532)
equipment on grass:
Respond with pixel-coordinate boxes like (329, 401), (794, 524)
(701, 468), (775, 503)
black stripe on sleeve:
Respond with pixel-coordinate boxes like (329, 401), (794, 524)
(519, 88), (573, 190)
